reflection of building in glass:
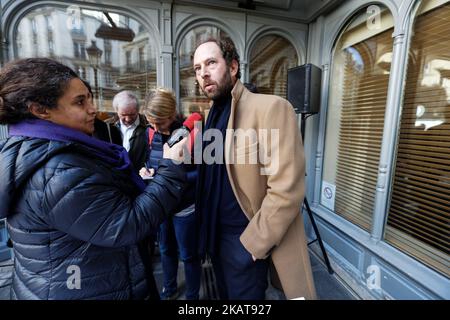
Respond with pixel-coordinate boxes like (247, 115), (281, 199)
(15, 6), (156, 112)
(249, 35), (298, 98)
(322, 9), (393, 232)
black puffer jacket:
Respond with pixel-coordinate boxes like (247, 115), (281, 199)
(0, 135), (186, 300)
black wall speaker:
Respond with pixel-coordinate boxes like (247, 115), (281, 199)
(287, 63), (322, 114)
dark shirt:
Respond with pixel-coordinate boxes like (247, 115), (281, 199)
(197, 94), (248, 257)
(145, 128), (170, 171)
(93, 118), (122, 145)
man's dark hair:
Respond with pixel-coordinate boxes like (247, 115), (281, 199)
(197, 37), (241, 79)
(0, 58), (79, 124)
(244, 82), (258, 93)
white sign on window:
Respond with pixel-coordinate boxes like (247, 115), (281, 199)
(321, 181), (336, 211)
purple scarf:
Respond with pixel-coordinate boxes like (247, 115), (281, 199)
(9, 118), (146, 192)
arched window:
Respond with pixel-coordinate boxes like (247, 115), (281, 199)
(321, 6), (394, 231)
(15, 5), (157, 115)
(249, 35), (298, 97)
(178, 25), (230, 118)
(385, 1), (450, 277)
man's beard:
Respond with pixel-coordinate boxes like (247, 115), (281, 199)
(201, 70), (234, 101)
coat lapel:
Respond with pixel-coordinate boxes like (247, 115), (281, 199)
(224, 80), (253, 220)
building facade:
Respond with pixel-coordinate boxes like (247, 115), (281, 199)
(0, 0), (448, 299)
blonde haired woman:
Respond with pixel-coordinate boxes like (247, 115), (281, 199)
(140, 88), (201, 300)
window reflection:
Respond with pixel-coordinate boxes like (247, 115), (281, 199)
(249, 35), (298, 98)
(415, 104), (445, 131)
(321, 6), (393, 231)
(15, 5), (156, 113)
(410, 59), (450, 131)
(346, 47), (364, 73)
(386, 2), (450, 277)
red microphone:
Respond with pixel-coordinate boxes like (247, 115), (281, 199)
(167, 113), (202, 152)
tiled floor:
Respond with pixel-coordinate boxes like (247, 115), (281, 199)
(0, 249), (355, 300)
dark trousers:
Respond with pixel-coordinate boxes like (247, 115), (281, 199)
(211, 231), (269, 300)
(138, 236), (160, 300)
(159, 214), (201, 300)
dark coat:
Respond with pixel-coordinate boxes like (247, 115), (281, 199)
(93, 118), (122, 145)
(0, 135), (186, 300)
(145, 118), (196, 213)
(107, 114), (148, 172)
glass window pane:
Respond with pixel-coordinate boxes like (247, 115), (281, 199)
(249, 35), (298, 98)
(15, 5), (157, 115)
(385, 2), (450, 277)
(178, 26), (230, 118)
(321, 7), (394, 231)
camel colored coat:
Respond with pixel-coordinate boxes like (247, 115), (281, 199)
(224, 80), (317, 300)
